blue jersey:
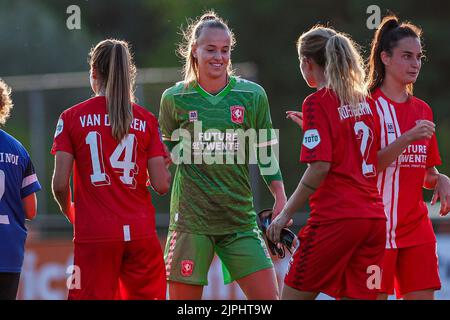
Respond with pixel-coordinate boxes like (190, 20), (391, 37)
(0, 130), (41, 272)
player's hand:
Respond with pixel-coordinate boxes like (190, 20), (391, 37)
(404, 120), (435, 142)
(431, 174), (450, 216)
(286, 111), (303, 130)
(163, 144), (173, 168)
(267, 211), (290, 244)
(272, 193), (292, 227)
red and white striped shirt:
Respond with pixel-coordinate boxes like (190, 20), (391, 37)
(373, 88), (441, 249)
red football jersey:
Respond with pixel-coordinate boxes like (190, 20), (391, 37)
(373, 88), (441, 249)
(51, 96), (166, 243)
(300, 88), (386, 223)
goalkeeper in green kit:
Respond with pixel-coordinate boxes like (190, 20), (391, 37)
(159, 11), (287, 300)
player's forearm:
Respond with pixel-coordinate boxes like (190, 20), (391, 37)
(52, 183), (73, 221)
(148, 156), (172, 195)
(281, 184), (312, 221)
(377, 134), (410, 172)
(22, 193), (37, 221)
(257, 144), (283, 185)
(52, 152), (75, 222)
(282, 162), (329, 217)
(424, 167), (440, 190)
(268, 180), (287, 202)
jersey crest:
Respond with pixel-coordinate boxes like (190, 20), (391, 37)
(181, 260), (194, 277)
(230, 105), (245, 124)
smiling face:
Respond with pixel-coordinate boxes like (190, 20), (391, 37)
(382, 36), (423, 86)
(192, 27), (231, 83)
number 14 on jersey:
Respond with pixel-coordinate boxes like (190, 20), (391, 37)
(86, 131), (139, 188)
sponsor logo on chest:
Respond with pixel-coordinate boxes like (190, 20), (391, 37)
(189, 110), (198, 122)
(386, 123), (395, 134)
(399, 143), (428, 168)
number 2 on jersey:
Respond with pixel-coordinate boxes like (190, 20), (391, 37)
(354, 121), (376, 177)
(0, 170), (9, 225)
(86, 131), (138, 188)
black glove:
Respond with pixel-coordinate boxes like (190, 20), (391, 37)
(257, 208), (297, 259)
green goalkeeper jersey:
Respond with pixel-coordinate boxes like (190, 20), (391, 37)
(159, 76), (280, 235)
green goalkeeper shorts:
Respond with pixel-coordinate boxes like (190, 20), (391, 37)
(164, 228), (273, 285)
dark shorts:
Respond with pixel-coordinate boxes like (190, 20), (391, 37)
(0, 272), (20, 300)
(284, 219), (386, 299)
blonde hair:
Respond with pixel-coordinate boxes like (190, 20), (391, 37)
(88, 39), (136, 141)
(297, 26), (368, 110)
(178, 11), (236, 87)
(0, 79), (13, 126)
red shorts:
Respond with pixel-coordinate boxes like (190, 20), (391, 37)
(284, 219), (385, 299)
(380, 243), (441, 298)
(68, 236), (166, 300)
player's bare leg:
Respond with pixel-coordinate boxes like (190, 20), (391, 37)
(281, 283), (319, 300)
(168, 281), (204, 300)
(236, 268), (279, 300)
(403, 289), (435, 300)
(377, 293), (389, 300)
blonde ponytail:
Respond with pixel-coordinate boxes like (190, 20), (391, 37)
(325, 34), (368, 110)
(89, 39), (136, 141)
(297, 26), (368, 111)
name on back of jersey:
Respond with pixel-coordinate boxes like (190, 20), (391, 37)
(79, 114), (146, 133)
(0, 153), (19, 166)
(338, 102), (372, 121)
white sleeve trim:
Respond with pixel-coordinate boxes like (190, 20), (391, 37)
(22, 174), (38, 188)
(0, 215), (10, 225)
